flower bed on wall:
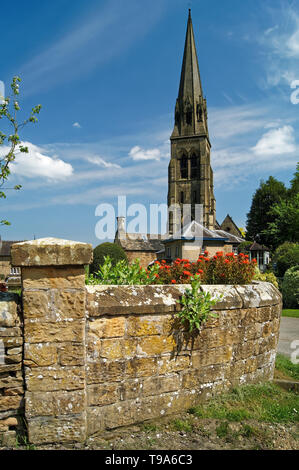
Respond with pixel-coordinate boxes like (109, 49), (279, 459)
(87, 251), (257, 286)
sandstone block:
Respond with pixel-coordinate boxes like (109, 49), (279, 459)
(87, 383), (119, 406)
(0, 294), (19, 328)
(22, 266), (85, 290)
(26, 390), (85, 418)
(28, 414), (86, 444)
(0, 395), (23, 412)
(26, 366), (85, 392)
(87, 360), (125, 385)
(24, 320), (84, 344)
(11, 237), (92, 267)
(24, 343), (58, 367)
(142, 374), (180, 396)
(126, 316), (163, 337)
(137, 335), (176, 356)
(58, 343), (85, 366)
(89, 317), (125, 339)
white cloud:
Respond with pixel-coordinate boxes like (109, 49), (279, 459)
(73, 122), (81, 128)
(86, 155), (121, 168)
(129, 145), (162, 161)
(7, 142), (74, 181)
(252, 125), (296, 156)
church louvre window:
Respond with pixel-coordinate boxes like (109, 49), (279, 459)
(191, 154), (199, 179)
(186, 109), (192, 125)
(180, 156), (188, 179)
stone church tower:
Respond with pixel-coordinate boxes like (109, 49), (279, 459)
(168, 10), (216, 233)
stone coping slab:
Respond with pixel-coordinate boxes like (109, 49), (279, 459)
(86, 281), (281, 316)
(11, 238), (93, 267)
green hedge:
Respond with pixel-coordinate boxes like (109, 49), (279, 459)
(281, 265), (299, 308)
(90, 242), (128, 274)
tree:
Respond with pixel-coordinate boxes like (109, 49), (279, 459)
(246, 176), (287, 249)
(0, 76), (41, 225)
(261, 165), (299, 249)
(262, 193), (299, 248)
(273, 242), (299, 278)
(281, 266), (299, 308)
(90, 242), (128, 273)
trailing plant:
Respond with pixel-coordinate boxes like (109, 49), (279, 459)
(175, 276), (221, 333)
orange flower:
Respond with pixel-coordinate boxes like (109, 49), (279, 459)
(154, 274), (159, 278)
(197, 269), (203, 274)
(171, 279), (177, 284)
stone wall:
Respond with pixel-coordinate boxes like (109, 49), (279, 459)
(6, 237), (282, 446)
(85, 282), (281, 436)
(125, 251), (157, 268)
(0, 292), (24, 446)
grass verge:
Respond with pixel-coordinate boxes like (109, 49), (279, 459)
(188, 382), (298, 424)
(275, 353), (299, 381)
(282, 309), (299, 318)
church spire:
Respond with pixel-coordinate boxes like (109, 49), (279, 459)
(171, 10), (208, 138)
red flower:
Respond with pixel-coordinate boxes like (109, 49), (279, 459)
(183, 270), (192, 276)
(171, 279), (177, 284)
(197, 269), (203, 274)
(154, 274), (159, 278)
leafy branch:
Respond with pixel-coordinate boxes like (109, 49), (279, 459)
(0, 76), (41, 225)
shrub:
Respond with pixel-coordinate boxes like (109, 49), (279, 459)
(90, 242), (127, 274)
(87, 256), (160, 285)
(87, 251), (257, 286)
(253, 267), (279, 289)
(281, 266), (299, 308)
(156, 251), (256, 285)
(273, 242), (299, 278)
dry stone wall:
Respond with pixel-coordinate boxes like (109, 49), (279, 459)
(4, 237), (282, 446)
(0, 292), (24, 447)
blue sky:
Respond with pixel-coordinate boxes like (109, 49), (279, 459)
(1, 0), (298, 246)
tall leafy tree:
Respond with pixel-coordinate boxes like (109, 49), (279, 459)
(0, 76), (41, 225)
(262, 165), (299, 249)
(246, 176), (287, 248)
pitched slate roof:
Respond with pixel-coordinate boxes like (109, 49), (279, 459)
(249, 242), (270, 251)
(117, 234), (164, 253)
(214, 230), (244, 244)
(0, 241), (23, 257)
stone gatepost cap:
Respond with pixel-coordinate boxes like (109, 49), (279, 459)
(11, 237), (93, 267)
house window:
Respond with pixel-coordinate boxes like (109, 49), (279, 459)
(10, 267), (20, 275)
(180, 156), (188, 179)
(167, 247), (171, 258)
(180, 192), (184, 204)
(175, 246), (179, 258)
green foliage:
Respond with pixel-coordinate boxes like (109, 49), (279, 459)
(176, 277), (220, 333)
(275, 353), (299, 381)
(246, 176), (288, 248)
(281, 265), (299, 308)
(172, 419), (193, 432)
(237, 240), (253, 254)
(262, 193), (299, 248)
(273, 242), (299, 278)
(87, 256), (160, 285)
(0, 76), (41, 225)
(216, 422), (229, 438)
(90, 242), (128, 273)
(253, 267), (279, 289)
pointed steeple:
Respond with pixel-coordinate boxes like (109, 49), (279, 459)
(171, 10), (208, 138)
(178, 9), (203, 104)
